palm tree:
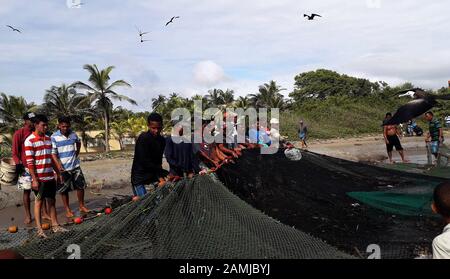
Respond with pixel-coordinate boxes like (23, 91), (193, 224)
(206, 89), (224, 107)
(235, 96), (250, 109)
(42, 84), (91, 122)
(151, 94), (167, 111)
(249, 80), (286, 108)
(0, 93), (36, 136)
(220, 89), (235, 106)
(73, 64), (135, 152)
(110, 120), (129, 151)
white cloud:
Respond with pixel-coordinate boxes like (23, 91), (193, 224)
(1, 0), (449, 109)
(193, 60), (227, 87)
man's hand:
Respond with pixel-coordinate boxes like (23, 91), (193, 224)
(31, 180), (39, 191)
(158, 177), (166, 188)
(385, 139), (389, 145)
(57, 175), (64, 185)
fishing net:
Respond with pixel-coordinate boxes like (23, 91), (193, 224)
(216, 149), (448, 259)
(0, 175), (352, 259)
(1, 148), (448, 259)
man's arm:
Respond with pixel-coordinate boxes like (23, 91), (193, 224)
(51, 136), (64, 172)
(11, 131), (21, 165)
(24, 140), (39, 189)
(383, 126), (389, 143)
(76, 140), (81, 158)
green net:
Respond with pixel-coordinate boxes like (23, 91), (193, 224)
(0, 175), (353, 259)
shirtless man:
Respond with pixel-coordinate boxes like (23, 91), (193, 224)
(383, 113), (407, 163)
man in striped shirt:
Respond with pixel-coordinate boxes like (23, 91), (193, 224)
(24, 114), (67, 238)
(51, 116), (89, 217)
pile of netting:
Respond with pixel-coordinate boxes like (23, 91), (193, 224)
(1, 148), (447, 259)
(217, 149), (448, 259)
(0, 174), (352, 259)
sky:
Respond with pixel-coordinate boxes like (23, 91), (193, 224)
(0, 0), (449, 111)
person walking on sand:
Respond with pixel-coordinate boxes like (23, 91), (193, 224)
(298, 120), (308, 149)
(383, 113), (408, 164)
(424, 111), (444, 164)
(51, 116), (90, 218)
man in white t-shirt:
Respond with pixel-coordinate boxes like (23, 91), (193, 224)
(431, 182), (450, 259)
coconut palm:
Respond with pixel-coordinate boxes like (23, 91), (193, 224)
(206, 89), (224, 107)
(0, 93), (36, 136)
(42, 84), (91, 122)
(110, 120), (129, 151)
(220, 89), (235, 106)
(73, 64), (135, 152)
(249, 80), (286, 108)
(235, 96), (251, 109)
(151, 94), (167, 111)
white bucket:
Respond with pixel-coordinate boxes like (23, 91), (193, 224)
(0, 158), (17, 186)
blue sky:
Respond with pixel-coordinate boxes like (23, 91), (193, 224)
(1, 0), (449, 111)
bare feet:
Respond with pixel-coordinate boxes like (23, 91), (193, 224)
(52, 225), (69, 233)
(66, 211), (75, 218)
(42, 214), (52, 222)
(79, 206), (90, 214)
(24, 216), (33, 225)
(37, 228), (48, 239)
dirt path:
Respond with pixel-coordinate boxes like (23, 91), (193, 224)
(299, 131), (450, 164)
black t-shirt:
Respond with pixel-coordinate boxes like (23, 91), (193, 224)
(131, 131), (166, 186)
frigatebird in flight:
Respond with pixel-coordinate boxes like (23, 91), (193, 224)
(166, 16), (180, 26)
(304, 14), (322, 20)
(6, 25), (21, 33)
(135, 26), (149, 38)
(383, 88), (450, 125)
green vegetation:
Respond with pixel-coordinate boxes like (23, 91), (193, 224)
(1, 67), (448, 148)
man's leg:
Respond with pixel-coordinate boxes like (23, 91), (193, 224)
(77, 189), (89, 213)
(47, 198), (59, 227)
(34, 197), (46, 237)
(398, 150), (407, 162)
(61, 192), (74, 218)
(23, 190), (32, 224)
(42, 200), (51, 221)
(387, 151), (393, 163)
(73, 168), (89, 213)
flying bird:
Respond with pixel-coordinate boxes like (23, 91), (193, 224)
(6, 25), (21, 33)
(140, 39), (151, 43)
(71, 2), (84, 8)
(383, 88), (450, 125)
(165, 16), (180, 26)
(304, 14), (322, 20)
(135, 26), (149, 38)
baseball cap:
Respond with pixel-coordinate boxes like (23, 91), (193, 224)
(23, 112), (36, 121)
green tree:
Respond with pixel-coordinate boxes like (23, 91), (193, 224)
(249, 80), (287, 108)
(0, 93), (37, 137)
(73, 64), (135, 152)
(42, 84), (91, 121)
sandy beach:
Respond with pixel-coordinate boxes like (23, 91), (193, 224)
(0, 131), (448, 228)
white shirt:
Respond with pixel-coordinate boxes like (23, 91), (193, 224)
(432, 224), (450, 259)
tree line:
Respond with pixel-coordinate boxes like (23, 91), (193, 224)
(1, 67), (449, 152)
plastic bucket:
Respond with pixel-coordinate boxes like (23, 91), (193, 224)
(0, 158), (17, 186)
